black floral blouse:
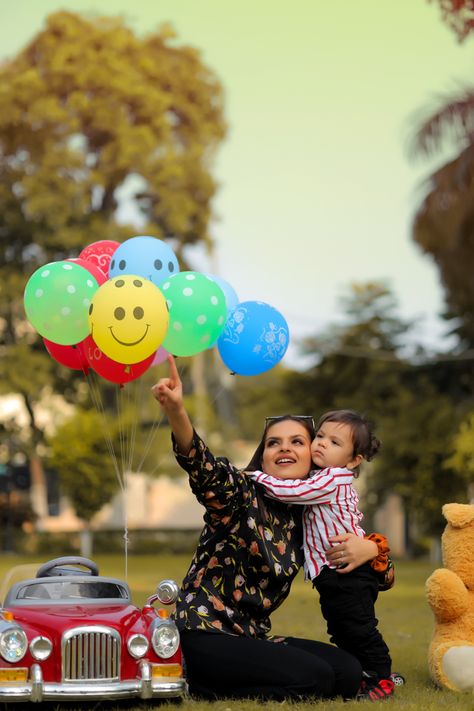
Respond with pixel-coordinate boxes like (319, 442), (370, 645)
(172, 430), (304, 639)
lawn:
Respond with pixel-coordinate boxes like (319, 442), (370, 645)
(0, 554), (470, 710)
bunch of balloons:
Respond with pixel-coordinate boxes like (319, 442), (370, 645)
(24, 235), (289, 382)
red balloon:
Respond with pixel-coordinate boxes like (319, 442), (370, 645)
(67, 258), (108, 285)
(79, 240), (120, 278)
(83, 335), (154, 384)
(44, 338), (89, 372)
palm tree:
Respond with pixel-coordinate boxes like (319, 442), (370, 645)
(410, 87), (474, 347)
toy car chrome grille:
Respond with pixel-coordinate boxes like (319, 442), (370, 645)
(62, 626), (120, 681)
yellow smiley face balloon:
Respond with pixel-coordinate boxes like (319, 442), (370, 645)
(89, 275), (169, 364)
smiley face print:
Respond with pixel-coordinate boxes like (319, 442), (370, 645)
(88, 275), (169, 364)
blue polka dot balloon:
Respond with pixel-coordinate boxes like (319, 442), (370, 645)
(108, 236), (179, 287)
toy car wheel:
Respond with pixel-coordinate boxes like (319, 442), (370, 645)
(390, 672), (405, 686)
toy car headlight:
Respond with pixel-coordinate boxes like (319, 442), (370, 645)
(151, 621), (179, 659)
(127, 634), (149, 659)
(0, 626), (28, 662)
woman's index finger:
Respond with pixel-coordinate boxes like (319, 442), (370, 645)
(167, 354), (179, 383)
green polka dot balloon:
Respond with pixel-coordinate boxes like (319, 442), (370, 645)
(161, 272), (227, 356)
(24, 261), (99, 345)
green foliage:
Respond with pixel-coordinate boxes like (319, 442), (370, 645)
(0, 11), (226, 263)
(46, 408), (120, 521)
(367, 381), (466, 535)
(283, 282), (410, 417)
(282, 282), (468, 536)
(445, 411), (474, 483)
(233, 364), (293, 440)
(411, 84), (474, 346)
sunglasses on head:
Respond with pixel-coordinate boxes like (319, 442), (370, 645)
(265, 415), (315, 430)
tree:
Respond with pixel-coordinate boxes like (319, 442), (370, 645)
(445, 411), (474, 498)
(410, 5), (474, 346)
(430, 0), (474, 41)
(283, 281), (466, 540)
(283, 282), (411, 419)
(233, 365), (293, 441)
(0, 10), (226, 519)
(366, 379), (465, 538)
(411, 113), (474, 346)
(46, 408), (121, 553)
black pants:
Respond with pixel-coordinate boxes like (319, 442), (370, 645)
(314, 563), (391, 679)
(180, 629), (362, 700)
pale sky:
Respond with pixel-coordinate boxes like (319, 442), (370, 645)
(3, 0), (474, 368)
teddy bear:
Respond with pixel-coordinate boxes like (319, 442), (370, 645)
(425, 502), (474, 693)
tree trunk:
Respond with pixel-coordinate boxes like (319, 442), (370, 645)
(190, 351), (207, 439)
(29, 454), (49, 529)
(80, 527), (93, 557)
(211, 348), (237, 426)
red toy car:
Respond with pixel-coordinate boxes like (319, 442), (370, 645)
(0, 556), (186, 703)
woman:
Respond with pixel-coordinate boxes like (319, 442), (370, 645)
(151, 356), (384, 701)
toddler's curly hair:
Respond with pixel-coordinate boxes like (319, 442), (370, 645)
(316, 409), (380, 475)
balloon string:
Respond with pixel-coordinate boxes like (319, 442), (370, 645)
(208, 383), (227, 410)
(135, 406), (165, 474)
(135, 358), (183, 474)
(85, 370), (122, 487)
(145, 360), (186, 477)
(85, 371), (133, 569)
(115, 385), (126, 487)
(128, 378), (143, 473)
(84, 371), (129, 574)
(115, 381), (140, 580)
(123, 472), (129, 582)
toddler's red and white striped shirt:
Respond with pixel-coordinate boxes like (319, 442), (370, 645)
(250, 467), (365, 580)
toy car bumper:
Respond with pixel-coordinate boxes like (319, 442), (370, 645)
(0, 662), (187, 702)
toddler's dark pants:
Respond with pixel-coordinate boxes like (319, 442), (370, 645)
(314, 562), (392, 679)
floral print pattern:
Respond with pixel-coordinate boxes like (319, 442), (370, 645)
(172, 431), (304, 639)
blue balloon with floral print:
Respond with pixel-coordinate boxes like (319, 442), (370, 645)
(217, 300), (289, 376)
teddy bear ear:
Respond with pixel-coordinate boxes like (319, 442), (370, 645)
(442, 503), (474, 528)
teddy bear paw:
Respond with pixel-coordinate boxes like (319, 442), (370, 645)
(442, 646), (474, 692)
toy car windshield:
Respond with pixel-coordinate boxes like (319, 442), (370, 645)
(15, 581), (129, 601)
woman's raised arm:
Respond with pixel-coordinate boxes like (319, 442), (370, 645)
(151, 355), (194, 455)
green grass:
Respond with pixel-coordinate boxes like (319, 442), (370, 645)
(0, 555), (471, 710)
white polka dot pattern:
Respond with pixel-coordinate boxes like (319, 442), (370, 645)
(160, 271), (228, 356)
(23, 260), (99, 345)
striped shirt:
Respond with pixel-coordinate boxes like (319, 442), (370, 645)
(250, 468), (365, 580)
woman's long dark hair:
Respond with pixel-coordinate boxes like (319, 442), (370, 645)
(244, 415), (316, 471)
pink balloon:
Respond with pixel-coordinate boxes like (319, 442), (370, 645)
(44, 338), (89, 372)
(67, 258), (108, 285)
(83, 335), (154, 384)
(152, 346), (169, 366)
(79, 240), (120, 278)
